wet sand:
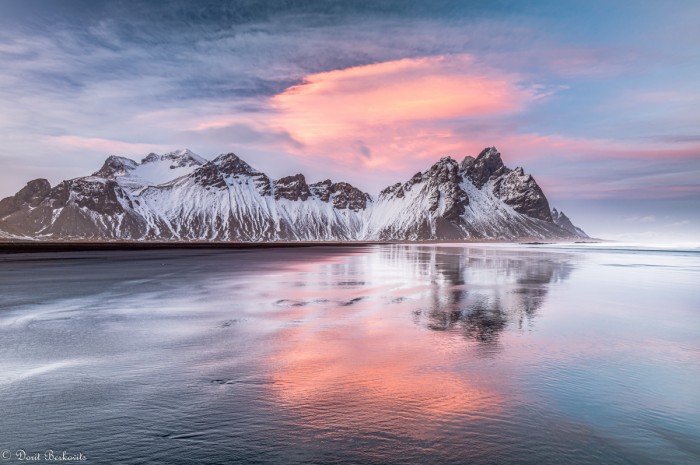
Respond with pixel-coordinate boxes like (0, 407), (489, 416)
(2, 243), (693, 465)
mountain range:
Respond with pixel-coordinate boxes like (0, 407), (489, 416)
(0, 147), (587, 241)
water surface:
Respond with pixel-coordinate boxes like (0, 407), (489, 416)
(1, 244), (698, 464)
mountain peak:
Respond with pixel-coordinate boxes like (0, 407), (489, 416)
(212, 152), (259, 176)
(169, 148), (206, 164)
(0, 178), (51, 219)
(476, 146), (501, 160)
(430, 156), (458, 169)
(142, 149), (206, 167)
(460, 156), (475, 171)
(465, 146), (509, 188)
(426, 156), (461, 184)
(552, 208), (589, 237)
(93, 155), (138, 178)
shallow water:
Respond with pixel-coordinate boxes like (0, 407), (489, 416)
(0, 244), (698, 464)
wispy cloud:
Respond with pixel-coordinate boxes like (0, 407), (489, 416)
(625, 215), (656, 223)
(667, 220), (691, 227)
(49, 135), (167, 156)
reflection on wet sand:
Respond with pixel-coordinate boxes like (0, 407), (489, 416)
(358, 246), (575, 351)
(399, 247), (575, 352)
(265, 245), (575, 440)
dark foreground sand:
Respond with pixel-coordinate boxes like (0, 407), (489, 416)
(0, 240), (392, 254)
(0, 238), (599, 254)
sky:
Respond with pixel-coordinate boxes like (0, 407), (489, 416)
(0, 0), (699, 242)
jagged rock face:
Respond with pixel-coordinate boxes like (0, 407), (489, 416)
(465, 147), (511, 189)
(552, 208), (589, 238)
(310, 180), (371, 211)
(214, 152), (258, 177)
(0, 178), (51, 218)
(194, 153), (272, 195)
(56, 178), (131, 215)
(380, 182), (403, 198)
(369, 157), (470, 240)
(274, 174), (311, 201)
(215, 153), (272, 196)
(41, 178), (146, 239)
(460, 156), (475, 171)
(250, 174), (272, 197)
(426, 158), (469, 221)
(330, 182), (371, 211)
(493, 168), (552, 221)
(193, 161), (227, 189)
(93, 156), (138, 178)
(309, 180), (333, 201)
(0, 147), (587, 241)
(380, 158), (467, 215)
(0, 177), (145, 239)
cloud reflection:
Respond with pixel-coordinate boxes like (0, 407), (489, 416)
(264, 245), (576, 435)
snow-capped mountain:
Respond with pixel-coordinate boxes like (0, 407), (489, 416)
(93, 148), (206, 188)
(365, 148), (578, 240)
(0, 147), (587, 241)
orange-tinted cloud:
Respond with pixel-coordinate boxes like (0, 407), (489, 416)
(270, 55), (535, 145)
(252, 54), (549, 179)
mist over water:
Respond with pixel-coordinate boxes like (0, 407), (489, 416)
(1, 244), (698, 464)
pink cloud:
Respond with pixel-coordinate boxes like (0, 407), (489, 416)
(542, 183), (700, 200)
(243, 54), (549, 178)
(493, 133), (700, 161)
(258, 54), (697, 188)
(269, 54), (537, 142)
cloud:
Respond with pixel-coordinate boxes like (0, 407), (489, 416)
(252, 54), (552, 179)
(624, 215), (656, 223)
(271, 55), (538, 143)
(49, 135), (167, 156)
(176, 123), (303, 150)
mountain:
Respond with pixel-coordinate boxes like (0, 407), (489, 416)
(552, 208), (589, 238)
(366, 148), (578, 240)
(0, 147), (587, 241)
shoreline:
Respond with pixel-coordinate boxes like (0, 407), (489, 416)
(0, 239), (601, 254)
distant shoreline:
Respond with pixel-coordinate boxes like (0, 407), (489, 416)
(0, 239), (601, 254)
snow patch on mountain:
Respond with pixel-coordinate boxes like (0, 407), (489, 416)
(94, 148), (207, 188)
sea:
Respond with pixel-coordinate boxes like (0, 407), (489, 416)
(1, 243), (698, 464)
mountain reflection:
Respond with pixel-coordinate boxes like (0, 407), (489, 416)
(379, 246), (575, 353)
(265, 244), (577, 438)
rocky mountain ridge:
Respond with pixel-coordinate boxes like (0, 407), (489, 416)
(0, 147), (587, 241)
